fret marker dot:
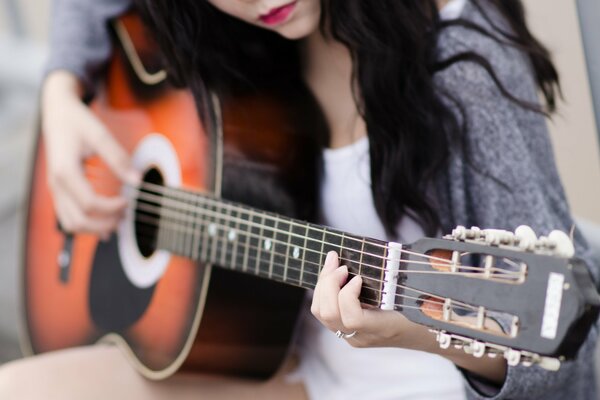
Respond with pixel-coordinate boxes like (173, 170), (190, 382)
(292, 247), (300, 259)
(228, 230), (237, 241)
(208, 223), (217, 236)
(264, 239), (272, 251)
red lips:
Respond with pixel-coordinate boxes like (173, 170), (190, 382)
(259, 1), (297, 26)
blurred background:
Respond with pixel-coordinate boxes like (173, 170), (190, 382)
(0, 0), (599, 377)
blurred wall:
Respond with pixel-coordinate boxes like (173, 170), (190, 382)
(524, 0), (600, 224)
(0, 0), (50, 43)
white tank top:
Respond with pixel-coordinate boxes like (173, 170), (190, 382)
(288, 4), (469, 397)
(289, 137), (465, 400)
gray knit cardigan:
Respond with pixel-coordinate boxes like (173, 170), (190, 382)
(46, 1), (599, 399)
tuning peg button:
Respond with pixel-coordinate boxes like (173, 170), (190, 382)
(515, 225), (537, 251)
(504, 349), (522, 366)
(548, 230), (575, 258)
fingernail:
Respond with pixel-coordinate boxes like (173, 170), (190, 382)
(325, 251), (337, 263)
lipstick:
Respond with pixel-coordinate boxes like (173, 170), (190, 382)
(259, 1), (297, 26)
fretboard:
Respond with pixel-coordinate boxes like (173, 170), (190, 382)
(137, 185), (391, 307)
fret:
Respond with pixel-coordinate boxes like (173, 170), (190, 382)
(261, 216), (277, 279)
(219, 204), (232, 267)
(207, 200), (220, 265)
(181, 191), (194, 259)
(232, 206), (248, 271)
(303, 224), (325, 289)
(253, 213), (265, 276)
(282, 220), (292, 283)
(359, 238), (365, 277)
(172, 193), (186, 257)
(159, 195), (173, 254)
(288, 222), (307, 287)
(271, 217), (289, 283)
(198, 196), (211, 264)
(189, 194), (201, 261)
(155, 195), (164, 251)
(211, 201), (224, 265)
(241, 206), (253, 273)
(360, 240), (388, 307)
(175, 191), (186, 257)
(225, 205), (240, 269)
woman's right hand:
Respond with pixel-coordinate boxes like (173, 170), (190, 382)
(41, 70), (140, 240)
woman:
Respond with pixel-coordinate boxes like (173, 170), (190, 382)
(0, 0), (597, 399)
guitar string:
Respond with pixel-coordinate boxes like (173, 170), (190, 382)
(136, 181), (456, 264)
(136, 183), (526, 275)
(79, 164), (451, 265)
(133, 212), (512, 313)
(81, 169), (509, 314)
(84, 166), (528, 277)
(133, 194), (523, 278)
(132, 219), (480, 313)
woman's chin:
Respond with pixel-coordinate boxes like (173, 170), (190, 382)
(274, 16), (320, 40)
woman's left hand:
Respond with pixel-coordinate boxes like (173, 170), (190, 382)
(310, 251), (433, 351)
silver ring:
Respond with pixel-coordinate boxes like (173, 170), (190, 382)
(335, 329), (357, 339)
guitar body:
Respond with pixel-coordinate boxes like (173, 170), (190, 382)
(22, 13), (321, 379)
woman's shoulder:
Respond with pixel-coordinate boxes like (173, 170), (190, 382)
(434, 1), (536, 101)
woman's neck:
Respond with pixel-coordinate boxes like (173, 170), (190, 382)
(301, 29), (366, 149)
(301, 0), (450, 149)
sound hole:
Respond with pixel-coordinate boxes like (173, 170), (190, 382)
(135, 167), (164, 258)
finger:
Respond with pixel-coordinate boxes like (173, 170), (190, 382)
(317, 265), (348, 328)
(311, 251), (339, 315)
(56, 189), (122, 237)
(58, 163), (128, 217)
(321, 251), (339, 276)
(87, 122), (140, 185)
(338, 275), (365, 331)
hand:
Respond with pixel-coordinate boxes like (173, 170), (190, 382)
(311, 251), (507, 383)
(41, 70), (140, 239)
(310, 251), (432, 350)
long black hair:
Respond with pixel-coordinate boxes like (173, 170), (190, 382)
(136, 0), (559, 237)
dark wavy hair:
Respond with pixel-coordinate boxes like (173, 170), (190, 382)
(135, 0), (559, 237)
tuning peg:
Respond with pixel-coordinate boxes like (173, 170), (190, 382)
(482, 229), (515, 246)
(467, 341), (486, 358)
(548, 230), (575, 258)
(469, 226), (483, 239)
(451, 226), (467, 240)
(504, 348), (522, 366)
(515, 225), (537, 251)
(436, 332), (452, 349)
(538, 357), (561, 371)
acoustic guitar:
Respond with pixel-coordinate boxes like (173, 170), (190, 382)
(22, 13), (600, 380)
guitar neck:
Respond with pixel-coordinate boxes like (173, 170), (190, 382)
(137, 185), (392, 307)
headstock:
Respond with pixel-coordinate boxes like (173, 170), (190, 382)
(395, 226), (600, 370)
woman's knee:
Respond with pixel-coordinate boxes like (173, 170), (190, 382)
(0, 358), (37, 399)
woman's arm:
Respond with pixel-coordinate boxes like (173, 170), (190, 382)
(46, 0), (133, 96)
(43, 0), (138, 238)
(432, 29), (599, 399)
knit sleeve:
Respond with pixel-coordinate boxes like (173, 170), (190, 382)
(434, 45), (599, 400)
(45, 0), (133, 96)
